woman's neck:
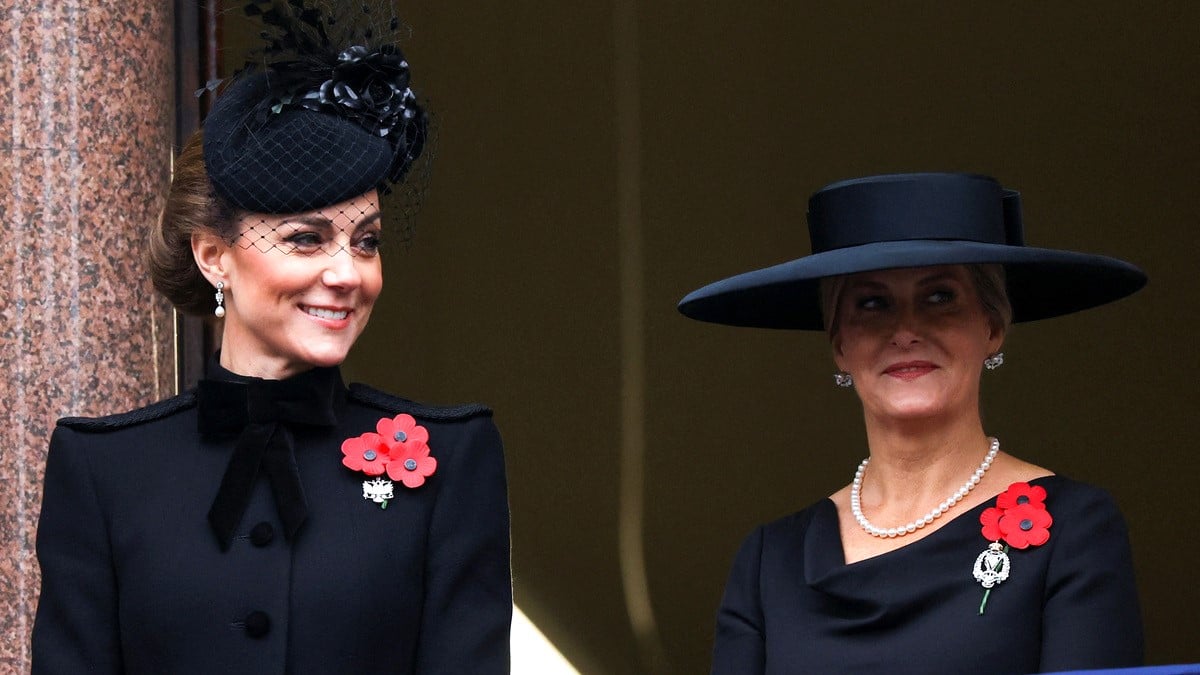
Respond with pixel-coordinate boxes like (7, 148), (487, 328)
(218, 347), (313, 381)
(855, 413), (993, 514)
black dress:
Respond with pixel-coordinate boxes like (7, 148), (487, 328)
(712, 475), (1143, 675)
(33, 364), (511, 674)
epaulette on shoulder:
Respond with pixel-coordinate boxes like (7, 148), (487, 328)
(348, 383), (492, 421)
(57, 392), (197, 432)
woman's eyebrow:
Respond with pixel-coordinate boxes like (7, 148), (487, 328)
(282, 214), (334, 229)
(847, 279), (888, 291)
(354, 211), (383, 229)
(917, 272), (959, 285)
(282, 210), (382, 230)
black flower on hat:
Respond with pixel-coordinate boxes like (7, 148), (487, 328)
(299, 44), (417, 138)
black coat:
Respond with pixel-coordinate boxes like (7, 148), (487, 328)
(33, 365), (511, 674)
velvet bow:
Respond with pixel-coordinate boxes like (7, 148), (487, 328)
(197, 367), (341, 551)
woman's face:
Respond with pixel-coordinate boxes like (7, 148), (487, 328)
(214, 191), (384, 379)
(831, 265), (1003, 425)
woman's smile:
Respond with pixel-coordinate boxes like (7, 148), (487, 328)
(882, 360), (939, 380)
(301, 304), (353, 325)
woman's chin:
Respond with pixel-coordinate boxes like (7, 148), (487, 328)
(872, 398), (954, 423)
(290, 343), (354, 370)
(302, 351), (351, 369)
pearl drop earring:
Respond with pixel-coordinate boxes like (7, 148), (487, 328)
(214, 281), (226, 318)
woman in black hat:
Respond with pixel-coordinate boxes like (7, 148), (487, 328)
(32, 4), (510, 674)
(680, 173), (1145, 674)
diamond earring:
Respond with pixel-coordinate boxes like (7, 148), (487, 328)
(984, 352), (1004, 370)
(834, 372), (854, 388)
(214, 281), (226, 318)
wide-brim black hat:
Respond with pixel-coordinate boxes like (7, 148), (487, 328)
(678, 173), (1146, 330)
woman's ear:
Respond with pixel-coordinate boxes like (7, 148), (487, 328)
(987, 321), (1006, 355)
(831, 332), (846, 372)
(191, 231), (230, 287)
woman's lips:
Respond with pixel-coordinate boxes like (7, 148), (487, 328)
(883, 361), (938, 380)
(301, 304), (352, 328)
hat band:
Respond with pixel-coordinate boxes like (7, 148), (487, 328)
(807, 176), (1021, 253)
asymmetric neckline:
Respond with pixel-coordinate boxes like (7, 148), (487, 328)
(810, 474), (1061, 580)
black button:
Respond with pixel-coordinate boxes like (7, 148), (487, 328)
(249, 522), (274, 547)
(244, 611), (270, 638)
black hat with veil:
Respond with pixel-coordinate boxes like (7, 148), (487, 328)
(201, 0), (430, 219)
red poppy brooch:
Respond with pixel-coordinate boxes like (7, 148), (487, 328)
(974, 481), (1052, 614)
(341, 414), (437, 509)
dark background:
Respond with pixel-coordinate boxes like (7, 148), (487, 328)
(230, 2), (1199, 672)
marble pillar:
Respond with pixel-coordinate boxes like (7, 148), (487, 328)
(0, 1), (175, 669)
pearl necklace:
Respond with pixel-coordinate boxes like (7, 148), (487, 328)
(850, 437), (1000, 538)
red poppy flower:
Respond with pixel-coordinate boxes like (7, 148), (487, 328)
(343, 415), (437, 490)
(376, 414), (429, 452)
(997, 503), (1053, 549)
(980, 507), (1005, 541)
(386, 441), (437, 488)
(996, 482), (1047, 511)
(341, 432), (391, 476)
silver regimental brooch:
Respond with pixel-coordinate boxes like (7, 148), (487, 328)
(362, 478), (395, 509)
(973, 541), (1011, 588)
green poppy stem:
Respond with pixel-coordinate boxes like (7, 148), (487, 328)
(978, 544), (1010, 616)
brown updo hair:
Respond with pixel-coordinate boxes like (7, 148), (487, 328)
(148, 131), (241, 316)
(818, 263), (1013, 337)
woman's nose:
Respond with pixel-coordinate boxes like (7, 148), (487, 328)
(321, 251), (362, 289)
(889, 304), (922, 346)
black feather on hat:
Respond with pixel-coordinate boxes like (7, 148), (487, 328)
(202, 0), (427, 214)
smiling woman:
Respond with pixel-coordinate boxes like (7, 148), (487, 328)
(31, 3), (511, 674)
(679, 172), (1147, 675)
(830, 266), (1003, 426)
(193, 191), (386, 378)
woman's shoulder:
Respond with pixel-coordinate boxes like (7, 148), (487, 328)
(346, 383), (493, 423)
(1025, 475), (1132, 552)
(722, 499), (831, 573)
(1033, 474), (1123, 512)
(55, 391), (197, 434)
(752, 497), (832, 542)
(1023, 474), (1134, 569)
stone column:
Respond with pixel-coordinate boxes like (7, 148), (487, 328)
(0, 1), (175, 669)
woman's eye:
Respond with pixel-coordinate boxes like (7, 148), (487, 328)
(927, 289), (955, 304)
(353, 233), (383, 255)
(856, 296), (887, 310)
(285, 231), (324, 249)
